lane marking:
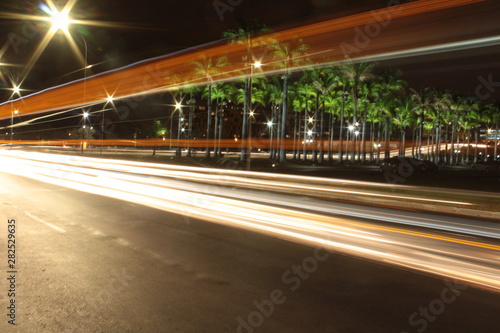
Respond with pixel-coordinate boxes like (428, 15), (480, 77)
(23, 210), (66, 233)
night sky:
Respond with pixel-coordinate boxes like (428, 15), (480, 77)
(0, 0), (499, 100)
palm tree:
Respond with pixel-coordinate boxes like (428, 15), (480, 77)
(223, 20), (271, 163)
(411, 87), (435, 159)
(295, 81), (316, 161)
(207, 82), (235, 157)
(181, 85), (202, 157)
(323, 91), (343, 162)
(310, 67), (341, 163)
(191, 55), (229, 159)
(447, 94), (467, 165)
(339, 61), (375, 162)
(374, 73), (406, 160)
(268, 38), (310, 162)
(394, 95), (415, 158)
(257, 76), (283, 160)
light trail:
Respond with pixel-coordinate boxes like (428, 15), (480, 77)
(0, 149), (499, 292)
(0, 0), (495, 119)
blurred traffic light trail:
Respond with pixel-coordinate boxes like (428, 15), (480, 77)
(1, 149), (499, 292)
(0, 0), (494, 120)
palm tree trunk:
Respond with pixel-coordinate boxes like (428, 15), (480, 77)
(318, 98), (325, 163)
(376, 123), (381, 164)
(279, 75), (289, 162)
(369, 120), (375, 162)
(218, 108), (224, 156)
(303, 104), (308, 161)
(449, 121), (455, 165)
(384, 116), (390, 159)
(474, 129), (479, 163)
(312, 95), (319, 163)
(205, 85), (212, 159)
(338, 94), (345, 163)
(293, 111), (299, 160)
(328, 111), (333, 162)
(462, 128), (470, 164)
(187, 94), (194, 158)
(361, 118), (367, 163)
(214, 101), (219, 158)
(443, 124), (450, 164)
(494, 124), (499, 161)
(241, 78), (250, 162)
(401, 129), (406, 157)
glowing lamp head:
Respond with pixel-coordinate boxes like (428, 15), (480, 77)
(175, 102), (182, 109)
(254, 61), (262, 68)
(50, 10), (71, 31)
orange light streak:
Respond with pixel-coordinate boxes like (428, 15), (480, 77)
(0, 0), (490, 120)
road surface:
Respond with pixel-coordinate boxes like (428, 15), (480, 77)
(0, 171), (499, 332)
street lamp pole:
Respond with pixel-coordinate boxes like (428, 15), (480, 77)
(10, 110), (18, 148)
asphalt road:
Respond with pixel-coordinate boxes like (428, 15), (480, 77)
(0, 172), (499, 333)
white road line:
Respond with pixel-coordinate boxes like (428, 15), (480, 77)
(23, 211), (66, 233)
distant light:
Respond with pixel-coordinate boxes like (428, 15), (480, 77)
(348, 125), (354, 131)
(254, 61), (262, 68)
(355, 130), (360, 136)
(13, 110), (19, 115)
(13, 86), (20, 94)
(83, 112), (89, 118)
(175, 102), (182, 109)
(307, 130), (313, 136)
(249, 111), (255, 117)
(267, 121), (273, 127)
(86, 65), (93, 69)
(308, 118), (313, 123)
(107, 96), (114, 103)
(180, 118), (184, 122)
(181, 128), (185, 132)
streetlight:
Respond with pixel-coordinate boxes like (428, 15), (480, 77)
(10, 110), (18, 147)
(175, 102), (183, 157)
(242, 61), (263, 167)
(267, 121), (273, 158)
